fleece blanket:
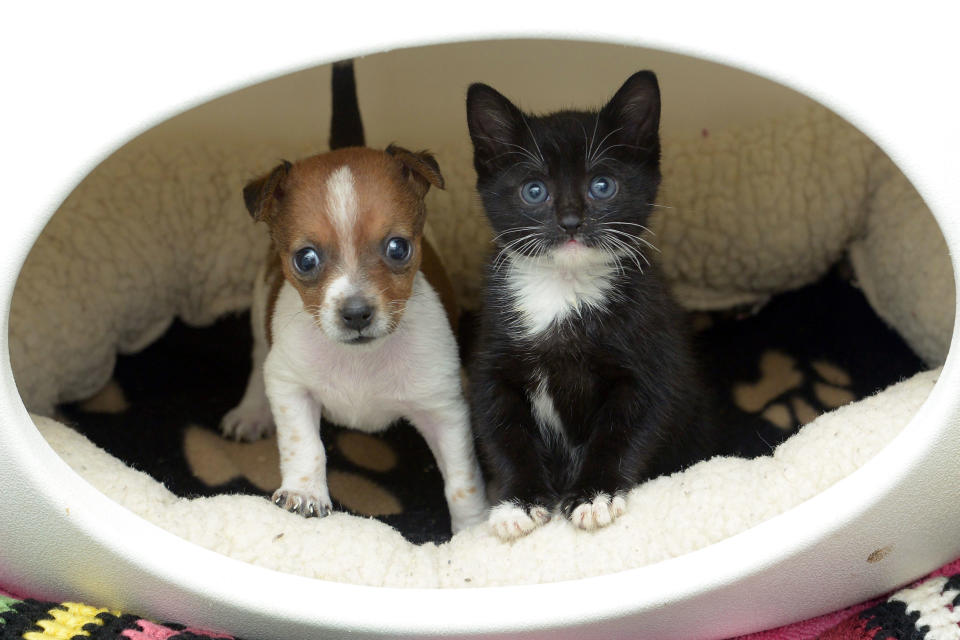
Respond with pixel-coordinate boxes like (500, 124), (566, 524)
(36, 360), (938, 587)
(56, 270), (924, 544)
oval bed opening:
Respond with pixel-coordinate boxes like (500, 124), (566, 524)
(3, 37), (956, 639)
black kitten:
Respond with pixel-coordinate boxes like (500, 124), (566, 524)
(466, 71), (715, 539)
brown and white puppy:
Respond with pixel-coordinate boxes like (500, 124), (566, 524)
(221, 145), (487, 532)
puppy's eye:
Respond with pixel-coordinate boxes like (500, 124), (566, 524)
(384, 237), (412, 265)
(520, 180), (549, 205)
(292, 247), (322, 276)
(588, 176), (617, 200)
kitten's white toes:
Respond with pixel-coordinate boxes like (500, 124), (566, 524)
(529, 505), (551, 524)
(610, 495), (627, 518)
(570, 493), (626, 531)
(611, 494), (627, 517)
(488, 502), (551, 540)
(592, 500), (613, 527)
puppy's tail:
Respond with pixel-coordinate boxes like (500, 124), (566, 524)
(329, 59), (365, 150)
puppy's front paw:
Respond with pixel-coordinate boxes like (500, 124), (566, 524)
(566, 493), (627, 531)
(272, 488), (332, 518)
(488, 501), (551, 540)
(220, 402), (275, 442)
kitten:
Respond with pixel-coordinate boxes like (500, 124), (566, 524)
(466, 71), (715, 539)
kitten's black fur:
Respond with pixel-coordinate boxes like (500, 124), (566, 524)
(466, 71), (715, 523)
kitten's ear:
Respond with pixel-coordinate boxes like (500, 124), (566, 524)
(466, 83), (525, 170)
(600, 71), (661, 155)
(243, 160), (292, 221)
(386, 144), (445, 198)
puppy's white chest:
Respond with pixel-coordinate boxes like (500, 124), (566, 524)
(506, 254), (615, 336)
(315, 364), (395, 431)
(292, 337), (413, 431)
(268, 279), (454, 432)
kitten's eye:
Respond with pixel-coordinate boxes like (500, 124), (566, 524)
(588, 176), (618, 200)
(520, 180), (549, 205)
(384, 237), (412, 265)
(292, 247), (322, 276)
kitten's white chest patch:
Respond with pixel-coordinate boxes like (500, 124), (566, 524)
(529, 374), (564, 439)
(505, 251), (616, 337)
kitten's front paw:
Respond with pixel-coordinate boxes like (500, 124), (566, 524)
(272, 488), (332, 518)
(488, 501), (551, 540)
(220, 401), (275, 442)
(566, 493), (627, 531)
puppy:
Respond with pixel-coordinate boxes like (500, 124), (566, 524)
(221, 145), (487, 533)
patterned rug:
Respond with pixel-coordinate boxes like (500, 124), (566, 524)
(56, 267), (925, 544)
(4, 557), (960, 639)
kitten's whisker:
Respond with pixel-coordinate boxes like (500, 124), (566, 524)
(530, 238), (550, 260)
(603, 228), (659, 257)
(492, 232), (541, 272)
(591, 142), (634, 166)
(601, 233), (648, 272)
(519, 113), (546, 166)
(595, 237), (626, 277)
(604, 220), (656, 235)
(578, 120), (590, 170)
(600, 221), (660, 246)
(497, 232), (539, 253)
(589, 126), (624, 168)
(474, 135), (545, 170)
(587, 111), (601, 170)
(519, 211), (542, 226)
(490, 226), (541, 243)
(604, 229), (660, 264)
(590, 156), (630, 170)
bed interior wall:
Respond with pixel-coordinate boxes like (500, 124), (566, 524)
(124, 39), (823, 320)
(137, 39), (817, 167)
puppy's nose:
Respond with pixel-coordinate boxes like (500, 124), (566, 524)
(558, 213), (582, 234)
(340, 295), (374, 331)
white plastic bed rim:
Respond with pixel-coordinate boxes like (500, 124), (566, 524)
(2, 4), (959, 639)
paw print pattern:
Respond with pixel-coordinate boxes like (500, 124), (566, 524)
(183, 427), (402, 516)
(733, 350), (856, 431)
(77, 378), (130, 414)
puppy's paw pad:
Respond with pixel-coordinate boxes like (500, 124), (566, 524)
(220, 403), (275, 441)
(271, 488), (332, 518)
(489, 501), (551, 540)
(569, 493), (626, 531)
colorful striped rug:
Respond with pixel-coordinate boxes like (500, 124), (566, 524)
(4, 557), (960, 639)
(0, 594), (235, 640)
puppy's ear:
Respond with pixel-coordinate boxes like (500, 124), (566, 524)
(242, 160), (292, 221)
(386, 145), (445, 198)
(599, 71), (661, 160)
(466, 83), (525, 172)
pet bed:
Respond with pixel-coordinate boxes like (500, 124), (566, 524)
(7, 97), (950, 579)
(1, 32), (957, 640)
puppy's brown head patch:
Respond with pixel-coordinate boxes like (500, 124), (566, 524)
(246, 146), (445, 344)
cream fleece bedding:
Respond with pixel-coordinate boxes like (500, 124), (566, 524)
(32, 368), (938, 587)
(9, 104), (952, 587)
